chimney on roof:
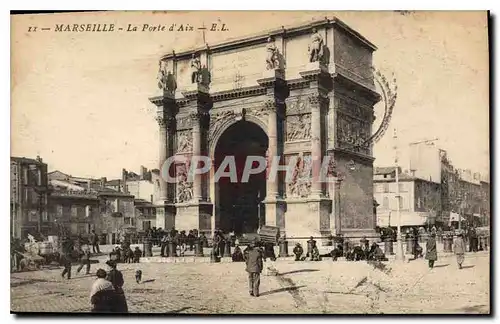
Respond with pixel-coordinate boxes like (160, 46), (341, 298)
(100, 177), (107, 189)
(122, 170), (128, 194)
(36, 155), (42, 163)
(140, 166), (147, 180)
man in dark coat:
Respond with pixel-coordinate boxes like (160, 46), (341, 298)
(60, 252), (72, 280)
(306, 236), (316, 258)
(425, 232), (438, 268)
(245, 239), (264, 297)
(89, 230), (100, 254)
(77, 247), (91, 275)
(293, 243), (304, 261)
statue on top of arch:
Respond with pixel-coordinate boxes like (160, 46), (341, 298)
(157, 60), (177, 95)
(265, 36), (282, 70)
(308, 28), (325, 63)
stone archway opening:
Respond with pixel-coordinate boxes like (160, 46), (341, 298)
(214, 120), (268, 235)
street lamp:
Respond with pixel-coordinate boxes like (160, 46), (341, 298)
(393, 129), (405, 262)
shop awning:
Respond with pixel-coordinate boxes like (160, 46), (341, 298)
(377, 210), (430, 227)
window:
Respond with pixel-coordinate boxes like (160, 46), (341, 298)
(42, 211), (48, 222)
(71, 206), (78, 218)
(398, 183), (405, 192)
(383, 183), (390, 193)
(28, 209), (38, 222)
(399, 196), (405, 210)
(56, 205), (63, 218)
(85, 206), (92, 217)
(23, 167), (28, 185)
(383, 197), (389, 208)
(124, 217), (131, 225)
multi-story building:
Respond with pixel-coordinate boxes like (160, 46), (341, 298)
(376, 146), (490, 230)
(47, 186), (100, 238)
(97, 189), (135, 244)
(11, 156), (50, 239)
(374, 167), (441, 229)
(121, 166), (159, 232)
(47, 170), (136, 244)
(134, 199), (157, 232)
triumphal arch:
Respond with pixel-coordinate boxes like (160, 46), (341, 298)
(150, 18), (380, 240)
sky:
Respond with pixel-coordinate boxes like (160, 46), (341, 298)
(11, 11), (489, 180)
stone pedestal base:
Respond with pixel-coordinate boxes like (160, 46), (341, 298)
(299, 61), (328, 78)
(283, 197), (332, 241)
(257, 68), (285, 87)
(155, 204), (176, 230)
(263, 199), (286, 229)
(341, 228), (378, 240)
(181, 83), (210, 96)
(175, 201), (213, 233)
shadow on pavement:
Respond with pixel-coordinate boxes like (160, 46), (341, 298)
(278, 269), (319, 276)
(11, 278), (49, 287)
(433, 264), (449, 268)
(462, 265), (475, 269)
(457, 304), (489, 314)
(260, 285), (307, 296)
(164, 307), (192, 314)
(142, 279), (156, 283)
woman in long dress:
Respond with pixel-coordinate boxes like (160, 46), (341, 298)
(105, 260), (128, 313)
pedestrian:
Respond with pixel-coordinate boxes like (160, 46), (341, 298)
(245, 238), (264, 297)
(425, 232), (438, 269)
(89, 230), (101, 254)
(160, 233), (168, 257)
(293, 243), (304, 261)
(306, 236), (316, 258)
(77, 246), (91, 275)
(90, 269), (117, 313)
(454, 232), (466, 269)
(105, 260), (128, 313)
(133, 246), (142, 263)
(60, 252), (72, 280)
(232, 245), (244, 262)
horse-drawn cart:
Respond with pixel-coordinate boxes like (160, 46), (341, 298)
(14, 250), (46, 271)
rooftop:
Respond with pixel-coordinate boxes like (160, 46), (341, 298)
(161, 16), (377, 61)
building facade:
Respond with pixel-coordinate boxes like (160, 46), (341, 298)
(374, 167), (441, 228)
(48, 190), (100, 237)
(11, 156), (50, 239)
(150, 18), (380, 239)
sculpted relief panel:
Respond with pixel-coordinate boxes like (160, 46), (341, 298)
(208, 110), (235, 144)
(334, 96), (372, 156)
(286, 153), (312, 198)
(286, 113), (311, 142)
(176, 161), (193, 203)
(177, 130), (193, 153)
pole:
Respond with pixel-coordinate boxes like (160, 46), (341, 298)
(394, 129), (405, 262)
(336, 179), (342, 235)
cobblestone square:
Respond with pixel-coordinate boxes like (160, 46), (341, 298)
(11, 252), (490, 314)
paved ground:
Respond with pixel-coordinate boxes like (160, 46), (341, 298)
(11, 251), (490, 314)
